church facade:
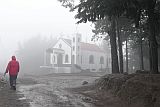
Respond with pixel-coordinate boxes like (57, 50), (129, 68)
(44, 34), (111, 73)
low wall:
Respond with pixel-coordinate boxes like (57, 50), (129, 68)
(54, 67), (72, 73)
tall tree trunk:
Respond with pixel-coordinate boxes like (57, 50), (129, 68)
(115, 17), (123, 73)
(109, 16), (120, 73)
(148, 7), (159, 74)
(139, 29), (144, 70)
(126, 38), (128, 73)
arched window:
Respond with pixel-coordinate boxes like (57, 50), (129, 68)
(65, 54), (69, 63)
(89, 55), (94, 64)
(73, 46), (75, 51)
(73, 37), (75, 42)
(78, 38), (80, 42)
(100, 56), (104, 64)
(81, 56), (83, 64)
(72, 55), (75, 64)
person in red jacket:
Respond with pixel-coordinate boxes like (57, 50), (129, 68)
(4, 56), (20, 90)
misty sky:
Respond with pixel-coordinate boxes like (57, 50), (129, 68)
(0, 0), (94, 63)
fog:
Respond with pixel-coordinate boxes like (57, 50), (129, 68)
(0, 0), (93, 73)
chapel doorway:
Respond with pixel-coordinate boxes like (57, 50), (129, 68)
(57, 54), (63, 66)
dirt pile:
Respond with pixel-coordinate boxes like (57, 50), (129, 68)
(96, 74), (160, 107)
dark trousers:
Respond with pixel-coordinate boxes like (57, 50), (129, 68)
(9, 75), (17, 87)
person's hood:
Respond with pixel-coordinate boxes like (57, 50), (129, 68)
(12, 56), (16, 60)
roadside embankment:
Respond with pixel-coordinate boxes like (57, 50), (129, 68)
(70, 74), (160, 107)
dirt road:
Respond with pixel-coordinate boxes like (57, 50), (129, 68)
(2, 73), (158, 107)
(17, 73), (102, 107)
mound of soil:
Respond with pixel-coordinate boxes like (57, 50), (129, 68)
(70, 74), (160, 107)
(117, 74), (160, 107)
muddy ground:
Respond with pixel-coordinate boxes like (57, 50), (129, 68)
(0, 72), (111, 107)
(0, 77), (29, 107)
(2, 73), (158, 107)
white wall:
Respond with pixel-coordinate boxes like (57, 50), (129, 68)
(80, 50), (108, 72)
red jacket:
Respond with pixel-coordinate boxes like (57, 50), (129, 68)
(6, 56), (20, 75)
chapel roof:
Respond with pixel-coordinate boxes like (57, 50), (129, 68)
(80, 42), (105, 53)
(61, 38), (72, 46)
(60, 38), (105, 53)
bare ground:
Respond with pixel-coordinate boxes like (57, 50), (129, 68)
(0, 80), (30, 107)
(1, 73), (159, 107)
(16, 72), (104, 107)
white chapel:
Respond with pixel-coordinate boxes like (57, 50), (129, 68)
(44, 33), (111, 73)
